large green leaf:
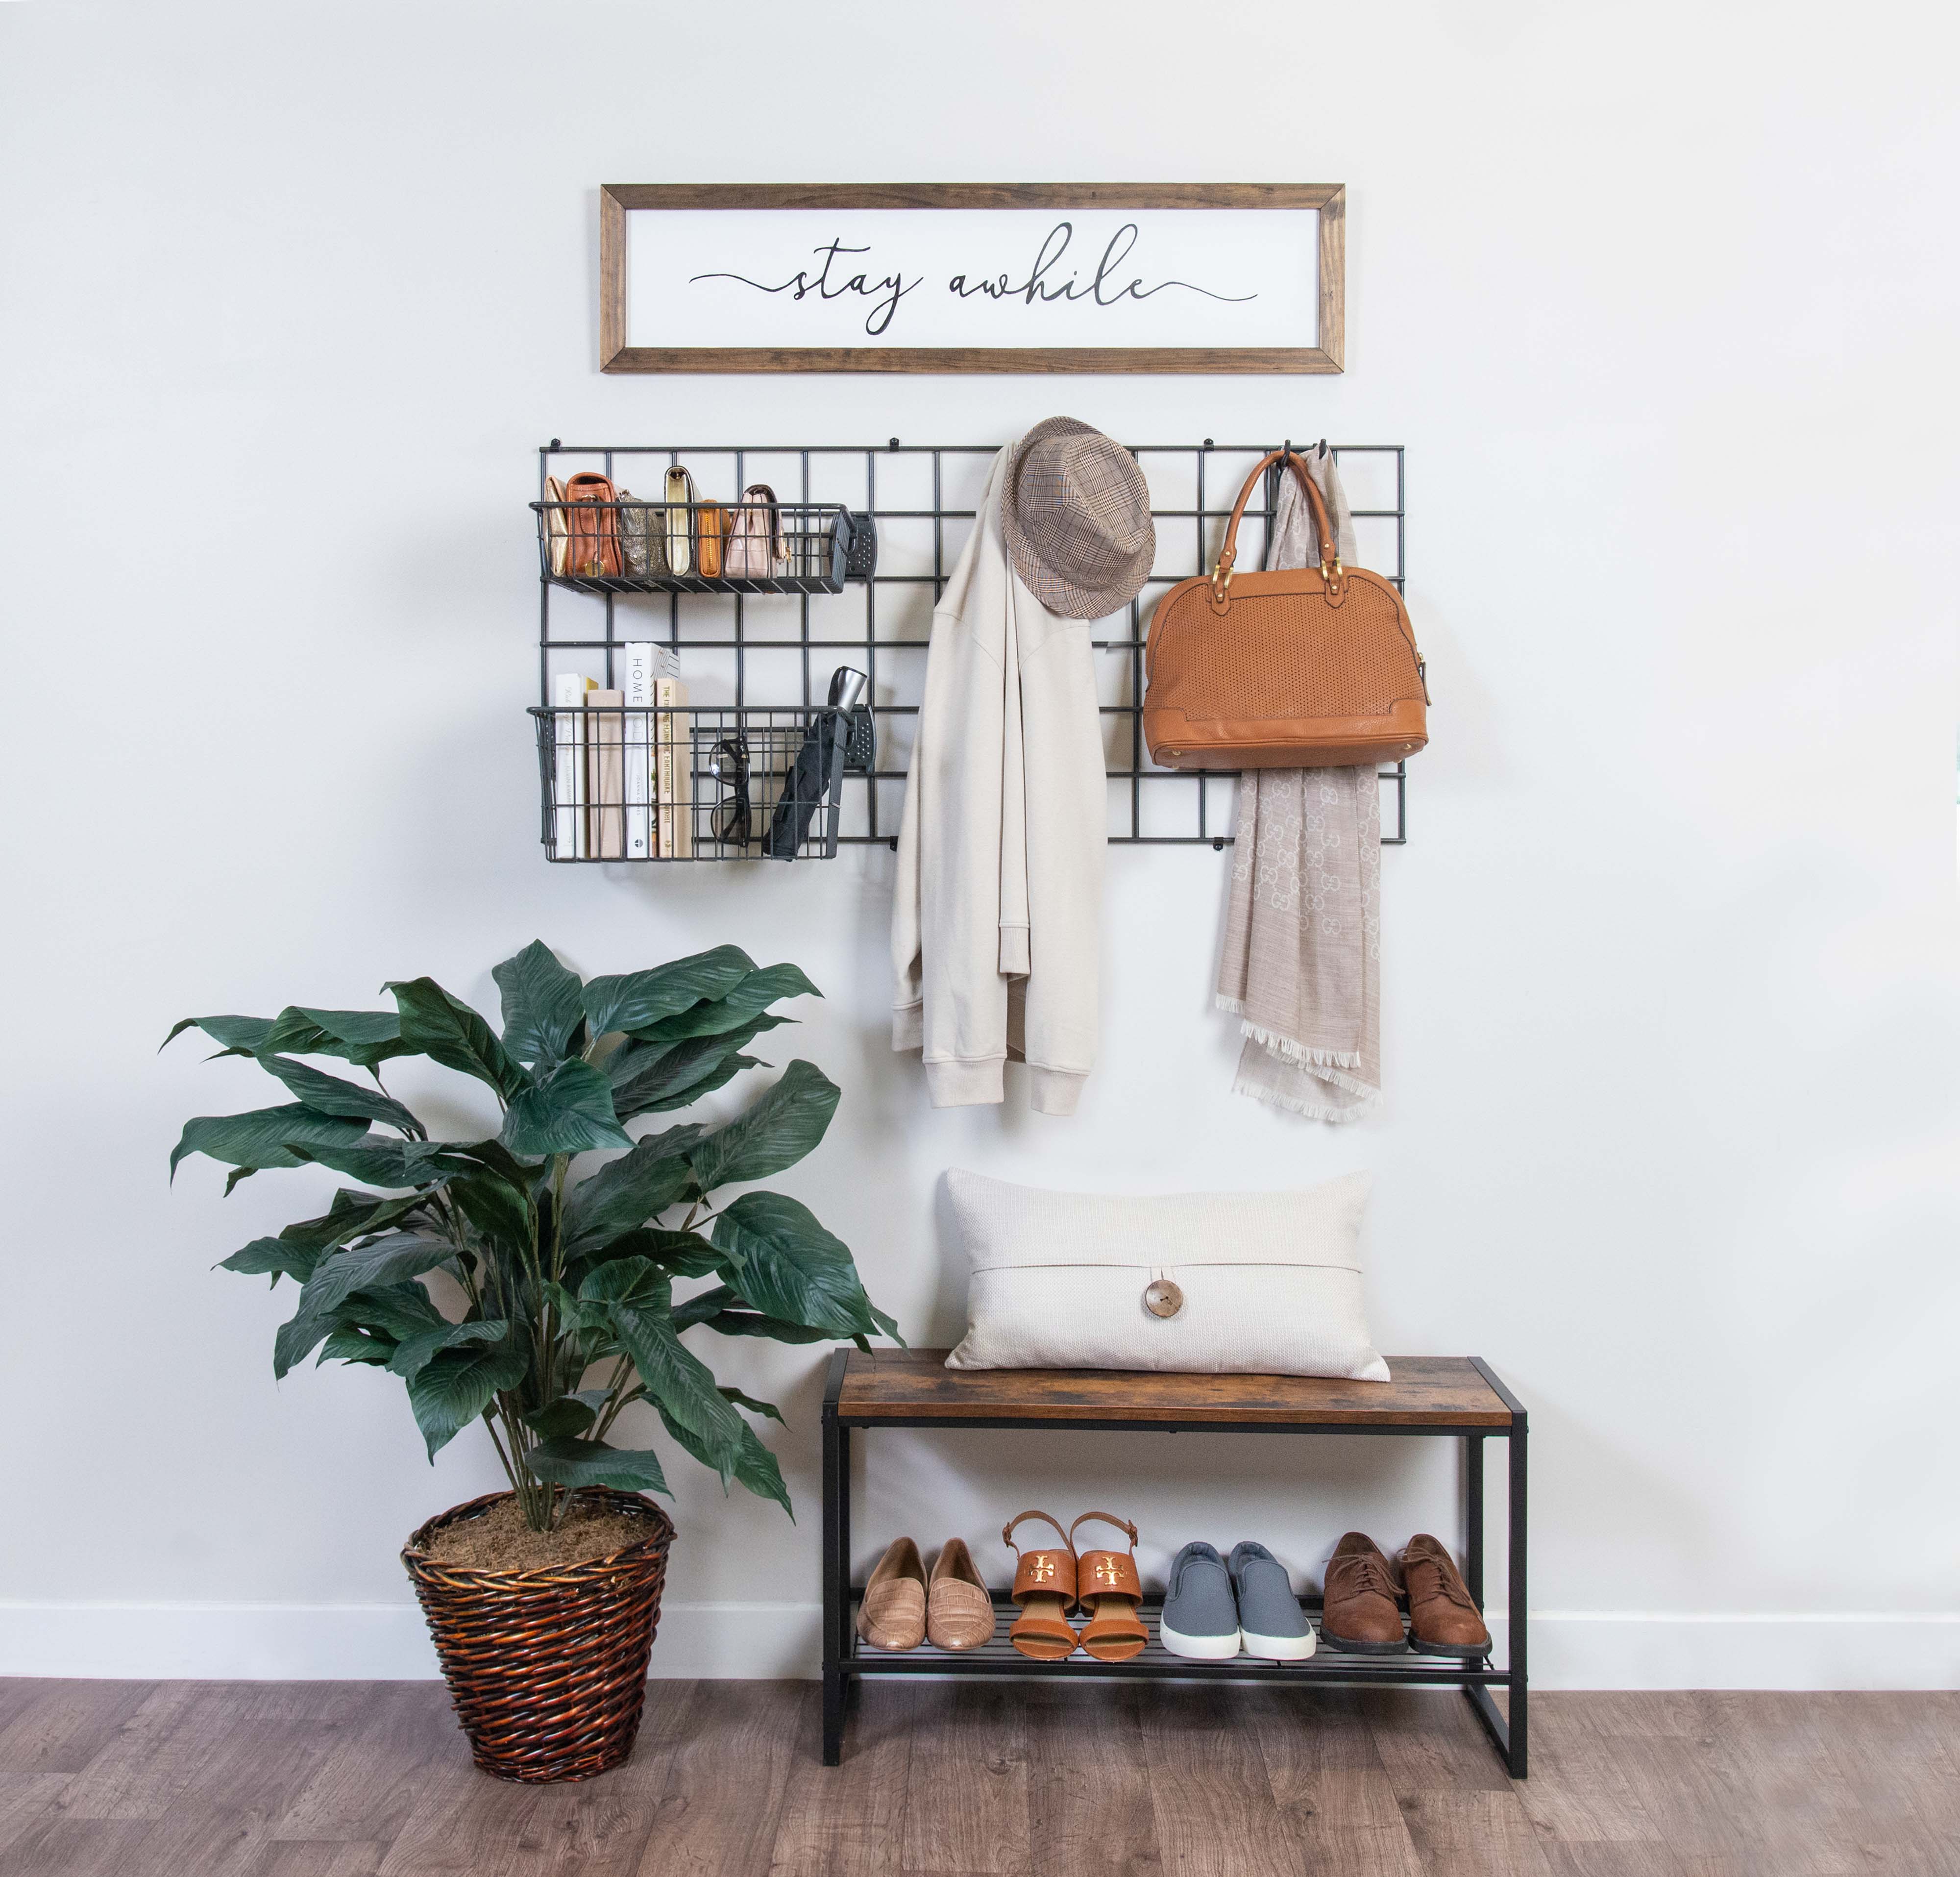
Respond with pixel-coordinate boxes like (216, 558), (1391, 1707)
(558, 1125), (706, 1258)
(319, 1327), (395, 1366)
(577, 1255), (671, 1313)
(339, 1280), (447, 1340)
(164, 1007), (409, 1070)
(501, 1057), (632, 1157)
(670, 1283), (833, 1344)
(580, 1260), (745, 1472)
(608, 1018), (768, 1120)
(262, 1008), (410, 1071)
(252, 1056), (423, 1138)
(447, 1170), (534, 1258)
(274, 1233), (456, 1377)
(579, 1227), (721, 1278)
(608, 1032), (763, 1122)
(688, 1061), (839, 1194)
(522, 1437), (669, 1495)
(524, 1396), (598, 1441)
(655, 1403), (792, 1514)
(627, 963), (819, 1043)
(384, 978), (528, 1103)
(583, 946), (756, 1038)
(709, 1192), (875, 1338)
(219, 1189), (424, 1286)
(287, 1137), (480, 1190)
(408, 1343), (526, 1460)
(633, 1006), (792, 1047)
(721, 1385), (785, 1424)
(169, 1105), (370, 1182)
(386, 1317), (510, 1381)
(493, 941), (588, 1072)
(162, 1013), (277, 1056)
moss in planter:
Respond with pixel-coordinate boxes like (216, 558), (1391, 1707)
(424, 1496), (658, 1573)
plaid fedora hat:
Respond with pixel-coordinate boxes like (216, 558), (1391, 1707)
(1000, 417), (1154, 620)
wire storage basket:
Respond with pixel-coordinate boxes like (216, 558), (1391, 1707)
(530, 703), (867, 862)
(534, 497), (862, 595)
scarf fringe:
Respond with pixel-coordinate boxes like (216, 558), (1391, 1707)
(1216, 998), (1363, 1072)
(1230, 1064), (1382, 1122)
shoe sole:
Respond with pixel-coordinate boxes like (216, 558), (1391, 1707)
(1240, 1628), (1317, 1661)
(1158, 1620), (1243, 1661)
(1407, 1637), (1492, 1660)
(1318, 1628), (1411, 1655)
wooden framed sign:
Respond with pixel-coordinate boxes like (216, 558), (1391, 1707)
(599, 184), (1344, 374)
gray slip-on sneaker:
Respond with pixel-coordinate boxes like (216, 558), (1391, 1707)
(1159, 1541), (1241, 1660)
(1227, 1541), (1317, 1661)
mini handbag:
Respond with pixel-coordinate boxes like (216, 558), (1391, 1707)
(695, 500), (726, 579)
(723, 483), (787, 579)
(562, 471), (623, 580)
(663, 466), (696, 575)
(1143, 449), (1427, 770)
(543, 476), (570, 576)
(616, 489), (666, 579)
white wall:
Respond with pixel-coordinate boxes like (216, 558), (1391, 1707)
(2, 0), (1956, 1691)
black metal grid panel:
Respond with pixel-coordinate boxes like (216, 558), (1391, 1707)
(536, 441), (1409, 854)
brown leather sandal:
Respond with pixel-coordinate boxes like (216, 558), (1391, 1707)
(1003, 1510), (1078, 1660)
(1070, 1511), (1149, 1662)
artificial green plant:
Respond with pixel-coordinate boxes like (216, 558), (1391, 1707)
(167, 942), (896, 1531)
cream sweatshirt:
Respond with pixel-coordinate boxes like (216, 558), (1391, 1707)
(891, 447), (1106, 1112)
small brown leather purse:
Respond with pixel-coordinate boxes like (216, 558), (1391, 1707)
(1144, 450), (1427, 770)
(694, 499), (726, 579)
(562, 471), (623, 579)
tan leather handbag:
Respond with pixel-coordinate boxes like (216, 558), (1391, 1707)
(1144, 450), (1427, 770)
(562, 471), (623, 579)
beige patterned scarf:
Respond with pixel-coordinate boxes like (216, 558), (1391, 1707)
(1215, 448), (1381, 1121)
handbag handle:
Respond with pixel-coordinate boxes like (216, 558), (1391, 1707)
(1210, 449), (1342, 603)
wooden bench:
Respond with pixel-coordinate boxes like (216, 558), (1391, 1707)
(821, 1349), (1527, 1777)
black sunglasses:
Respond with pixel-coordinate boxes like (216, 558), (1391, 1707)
(708, 736), (751, 847)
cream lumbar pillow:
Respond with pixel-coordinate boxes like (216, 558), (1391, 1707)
(943, 1168), (1390, 1380)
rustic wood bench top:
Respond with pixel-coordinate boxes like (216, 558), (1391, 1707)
(830, 1350), (1519, 1428)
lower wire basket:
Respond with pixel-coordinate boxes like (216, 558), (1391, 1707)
(531, 704), (859, 862)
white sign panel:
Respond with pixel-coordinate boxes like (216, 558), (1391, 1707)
(599, 186), (1345, 374)
(627, 209), (1318, 350)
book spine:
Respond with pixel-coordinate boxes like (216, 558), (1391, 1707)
(621, 643), (654, 861)
(552, 672), (588, 858)
(655, 676), (691, 859)
(585, 690), (626, 861)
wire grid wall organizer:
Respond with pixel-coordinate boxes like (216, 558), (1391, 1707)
(532, 441), (1409, 860)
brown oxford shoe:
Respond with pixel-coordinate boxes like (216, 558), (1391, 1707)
(1320, 1532), (1408, 1654)
(1399, 1534), (1492, 1659)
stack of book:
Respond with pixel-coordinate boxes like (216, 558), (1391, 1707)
(552, 643), (693, 859)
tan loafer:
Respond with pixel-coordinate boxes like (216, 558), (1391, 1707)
(926, 1538), (994, 1651)
(857, 1536), (926, 1651)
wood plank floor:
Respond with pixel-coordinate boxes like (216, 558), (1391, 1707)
(0, 1679), (1953, 1877)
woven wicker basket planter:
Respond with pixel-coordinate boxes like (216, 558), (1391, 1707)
(402, 1488), (676, 1782)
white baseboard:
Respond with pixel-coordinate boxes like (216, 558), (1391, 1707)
(0, 1602), (818, 1682)
(0, 1604), (1954, 1689)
